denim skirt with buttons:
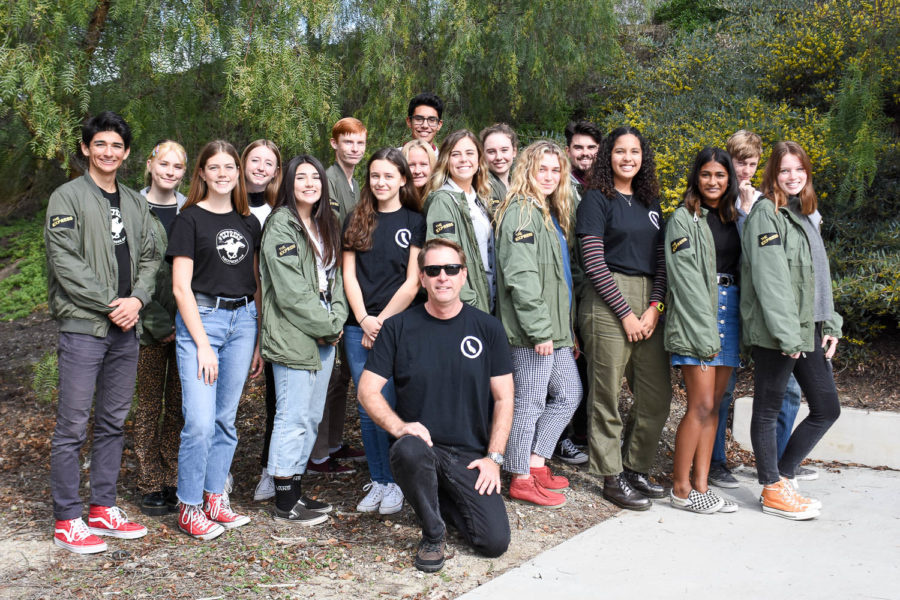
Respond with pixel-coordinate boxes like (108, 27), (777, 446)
(671, 283), (740, 368)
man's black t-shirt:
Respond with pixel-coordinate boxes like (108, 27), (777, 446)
(166, 205), (261, 298)
(343, 207), (425, 325)
(575, 190), (664, 277)
(100, 188), (131, 298)
(364, 303), (513, 454)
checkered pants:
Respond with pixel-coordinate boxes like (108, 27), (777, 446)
(504, 346), (582, 475)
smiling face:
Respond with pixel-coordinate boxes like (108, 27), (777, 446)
(406, 147), (432, 189)
(483, 133), (517, 179)
(448, 137), (479, 189)
(406, 105), (443, 144)
(200, 151), (239, 198)
(420, 245), (466, 306)
(369, 159), (406, 206)
(81, 130), (130, 179)
(535, 152), (562, 198)
(244, 145), (279, 192)
(147, 149), (186, 193)
(330, 132), (367, 169)
(697, 160), (729, 207)
(565, 133), (599, 174)
(776, 152), (808, 197)
(610, 133), (642, 187)
(293, 162), (322, 212)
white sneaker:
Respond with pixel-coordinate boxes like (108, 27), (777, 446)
(379, 483), (404, 515)
(254, 468), (275, 501)
(356, 482), (384, 513)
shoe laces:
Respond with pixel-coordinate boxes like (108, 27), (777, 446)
(183, 504), (210, 528)
(361, 481), (383, 499)
(382, 483), (403, 503)
(104, 506), (128, 527)
(67, 518), (92, 541)
(560, 439), (581, 455)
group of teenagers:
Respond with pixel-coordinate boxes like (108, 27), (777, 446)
(45, 91), (842, 572)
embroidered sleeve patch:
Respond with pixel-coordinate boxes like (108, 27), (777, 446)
(433, 221), (456, 235)
(329, 198), (340, 212)
(276, 242), (298, 257)
(758, 232), (781, 247)
(49, 214), (75, 230)
(513, 229), (534, 244)
(670, 236), (690, 253)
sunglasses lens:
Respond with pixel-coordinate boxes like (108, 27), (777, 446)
(423, 264), (462, 277)
(424, 266), (440, 277)
(444, 265), (461, 275)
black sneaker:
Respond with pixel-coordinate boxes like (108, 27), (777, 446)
(297, 495), (333, 514)
(553, 438), (588, 465)
(414, 538), (446, 573)
(708, 463), (740, 489)
(274, 500), (328, 526)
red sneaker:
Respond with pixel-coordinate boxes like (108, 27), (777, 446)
(306, 457), (355, 475)
(54, 517), (108, 554)
(203, 492), (250, 529)
(330, 444), (366, 462)
(179, 504), (225, 540)
(530, 465), (569, 490)
(509, 476), (567, 508)
(88, 506), (148, 539)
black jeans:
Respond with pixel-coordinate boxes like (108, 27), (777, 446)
(389, 436), (510, 557)
(750, 326), (841, 485)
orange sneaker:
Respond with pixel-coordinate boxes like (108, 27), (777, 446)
(509, 475), (567, 508)
(530, 465), (569, 490)
(760, 479), (819, 520)
(787, 477), (823, 510)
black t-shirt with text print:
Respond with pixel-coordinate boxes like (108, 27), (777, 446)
(166, 205), (261, 298)
(364, 303), (513, 454)
(575, 190), (664, 277)
(343, 207), (425, 325)
(100, 187), (132, 298)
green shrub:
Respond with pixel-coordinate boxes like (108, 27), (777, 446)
(0, 213), (47, 321)
(653, 0), (727, 32)
(32, 351), (58, 404)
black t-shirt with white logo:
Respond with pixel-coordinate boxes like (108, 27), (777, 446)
(364, 303), (513, 454)
(101, 188), (131, 298)
(166, 204), (261, 298)
(576, 190), (664, 277)
(343, 207), (425, 326)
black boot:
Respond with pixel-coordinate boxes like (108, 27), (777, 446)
(293, 474), (332, 514)
(622, 467), (666, 498)
(141, 490), (168, 516)
(603, 473), (651, 511)
(163, 486), (179, 513)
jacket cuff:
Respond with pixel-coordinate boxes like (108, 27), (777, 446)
(132, 287), (151, 308)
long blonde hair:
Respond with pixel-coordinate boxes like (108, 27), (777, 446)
(494, 141), (574, 239)
(422, 130), (492, 202)
(240, 139), (282, 208)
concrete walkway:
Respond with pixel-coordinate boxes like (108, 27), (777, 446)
(460, 467), (899, 600)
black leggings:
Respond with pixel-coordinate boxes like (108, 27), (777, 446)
(750, 325), (840, 485)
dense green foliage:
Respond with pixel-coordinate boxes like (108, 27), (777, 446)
(0, 213), (47, 320)
(653, 0), (726, 32)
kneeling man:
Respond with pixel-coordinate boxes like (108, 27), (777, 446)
(358, 239), (514, 572)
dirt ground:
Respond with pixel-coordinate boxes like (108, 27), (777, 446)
(0, 311), (896, 599)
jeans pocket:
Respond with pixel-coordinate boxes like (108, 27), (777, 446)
(198, 305), (216, 316)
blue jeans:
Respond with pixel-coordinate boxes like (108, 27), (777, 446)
(268, 345), (335, 477)
(712, 372), (802, 467)
(344, 325), (396, 484)
(175, 301), (257, 505)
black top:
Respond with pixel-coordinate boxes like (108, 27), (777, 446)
(702, 203), (741, 278)
(166, 205), (261, 298)
(100, 187), (132, 298)
(343, 207), (426, 326)
(248, 191), (266, 209)
(575, 190), (664, 277)
(365, 304), (513, 454)
(148, 201), (178, 237)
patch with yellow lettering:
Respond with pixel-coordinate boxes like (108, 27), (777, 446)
(758, 232), (781, 247)
(513, 229), (534, 244)
(329, 198), (340, 213)
(276, 242), (298, 258)
(670, 236), (690, 253)
(49, 214), (75, 230)
(433, 221), (456, 235)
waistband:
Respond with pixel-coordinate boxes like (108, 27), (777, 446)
(194, 293), (253, 311)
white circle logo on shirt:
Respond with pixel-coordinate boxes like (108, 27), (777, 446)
(395, 228), (411, 248)
(110, 207), (126, 246)
(216, 229), (249, 265)
(460, 336), (483, 359)
(648, 211), (660, 230)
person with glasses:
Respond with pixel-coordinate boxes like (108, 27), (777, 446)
(358, 238), (514, 573)
(405, 92), (444, 154)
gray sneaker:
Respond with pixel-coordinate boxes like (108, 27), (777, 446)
(708, 463), (740, 489)
(554, 438), (588, 465)
(795, 466), (819, 481)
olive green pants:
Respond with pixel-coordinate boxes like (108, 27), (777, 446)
(578, 273), (671, 476)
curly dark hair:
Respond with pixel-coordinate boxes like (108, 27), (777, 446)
(585, 126), (660, 207)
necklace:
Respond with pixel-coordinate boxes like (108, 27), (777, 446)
(617, 190), (633, 207)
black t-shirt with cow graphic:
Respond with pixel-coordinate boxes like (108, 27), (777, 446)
(100, 188), (132, 298)
(166, 204), (261, 298)
(364, 303), (513, 454)
(342, 207), (425, 326)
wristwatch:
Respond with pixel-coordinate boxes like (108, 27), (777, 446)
(487, 452), (504, 466)
(651, 301), (665, 313)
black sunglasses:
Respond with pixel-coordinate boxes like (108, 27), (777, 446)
(422, 264), (464, 277)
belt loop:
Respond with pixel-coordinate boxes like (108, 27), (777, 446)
(215, 296), (221, 310)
